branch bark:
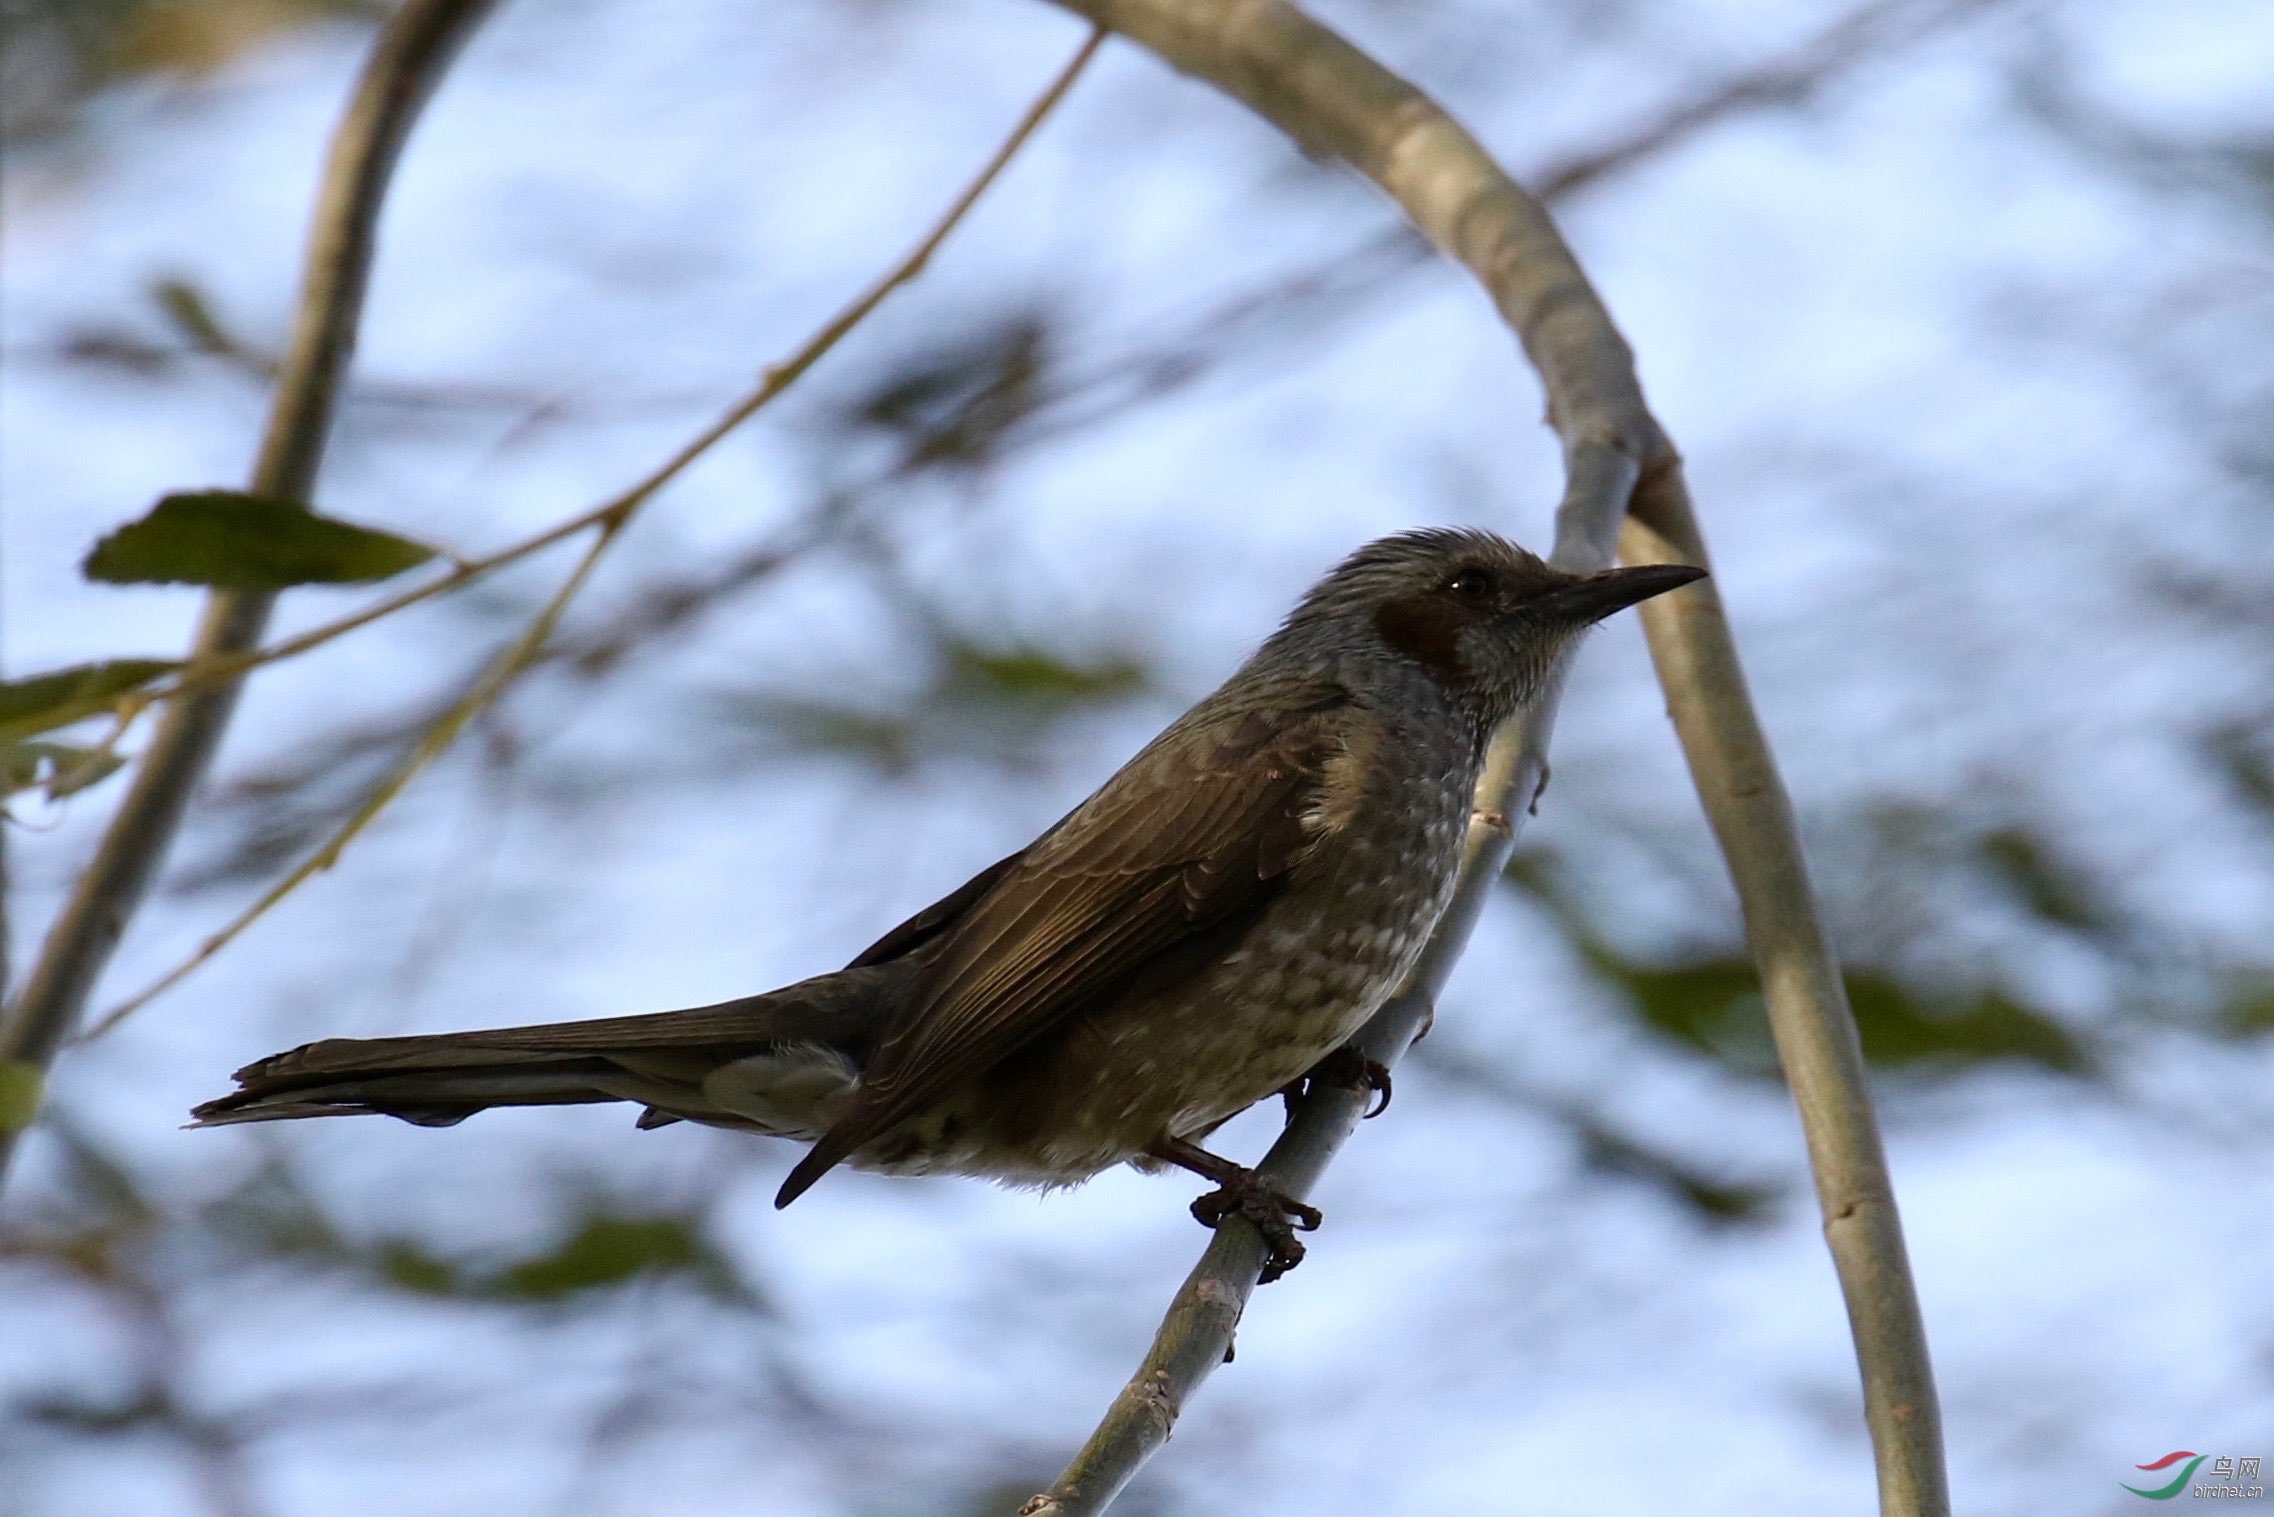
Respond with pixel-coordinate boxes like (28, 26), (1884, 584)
(0, 0), (503, 1185)
(1020, 4), (1947, 1514)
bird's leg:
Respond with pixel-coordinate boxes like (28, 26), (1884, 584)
(1145, 1135), (1321, 1283)
(1276, 1044), (1393, 1121)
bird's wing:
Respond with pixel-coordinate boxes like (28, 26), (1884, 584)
(775, 687), (1364, 1205)
(843, 849), (1027, 969)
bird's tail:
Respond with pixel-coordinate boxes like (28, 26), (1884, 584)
(190, 964), (900, 1132)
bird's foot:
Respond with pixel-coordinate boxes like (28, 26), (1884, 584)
(1189, 1173), (1322, 1284)
(1146, 1135), (1323, 1283)
(1278, 1045), (1393, 1121)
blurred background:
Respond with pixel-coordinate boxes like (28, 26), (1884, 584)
(3, 0), (2271, 1512)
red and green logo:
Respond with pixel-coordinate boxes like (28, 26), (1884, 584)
(2125, 1452), (2207, 1500)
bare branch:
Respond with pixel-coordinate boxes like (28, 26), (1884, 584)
(1619, 493), (1947, 1516)
(1020, 4), (1946, 1515)
(0, 0), (504, 1188)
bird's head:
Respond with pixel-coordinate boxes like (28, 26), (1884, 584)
(1277, 527), (1706, 732)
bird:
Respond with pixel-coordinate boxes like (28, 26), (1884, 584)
(193, 528), (1703, 1278)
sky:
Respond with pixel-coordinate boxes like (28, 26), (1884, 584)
(4, 0), (2274, 1513)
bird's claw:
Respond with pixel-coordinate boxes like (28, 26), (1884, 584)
(1190, 1174), (1322, 1284)
(1278, 1045), (1393, 1120)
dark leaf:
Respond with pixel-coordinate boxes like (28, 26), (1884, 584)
(2219, 977), (2274, 1037)
(1569, 1108), (1780, 1223)
(84, 490), (436, 589)
(2205, 721), (2274, 817)
(720, 694), (918, 772)
(942, 642), (1148, 706)
(358, 1212), (743, 1305)
(205, 1157), (355, 1265)
(151, 277), (249, 361)
(1582, 1123), (1773, 1228)
(58, 327), (179, 376)
(1409, 1039), (1784, 1226)
(20, 1389), (169, 1434)
(39, 1115), (157, 1231)
(852, 314), (1051, 471)
(1844, 969), (2093, 1073)
(1612, 958), (1782, 1075)
(378, 1242), (464, 1296)
(493, 1215), (710, 1300)
(1977, 826), (2116, 935)
(1507, 852), (2095, 1080)
(1, 740), (127, 801)
(1609, 955), (2093, 1078)
(0, 658), (177, 741)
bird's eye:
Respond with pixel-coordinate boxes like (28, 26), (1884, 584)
(1445, 568), (1496, 599)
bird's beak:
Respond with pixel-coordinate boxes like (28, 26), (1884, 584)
(1535, 562), (1707, 624)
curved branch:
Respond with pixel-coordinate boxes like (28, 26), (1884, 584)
(1619, 494), (1948, 1516)
(1020, 4), (1947, 1515)
(0, 0), (503, 1183)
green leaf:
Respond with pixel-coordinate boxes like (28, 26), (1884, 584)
(1506, 856), (2095, 1080)
(2218, 976), (2274, 1037)
(0, 659), (177, 741)
(1, 740), (127, 802)
(1572, 1113), (1781, 1225)
(1608, 955), (2093, 1079)
(0, 1060), (44, 1136)
(358, 1213), (743, 1305)
(1613, 958), (1782, 1074)
(942, 641), (1148, 705)
(151, 278), (246, 360)
(378, 1242), (464, 1297)
(1844, 968), (2093, 1074)
(1977, 826), (2116, 935)
(2205, 722), (2274, 817)
(84, 490), (437, 589)
(494, 1215), (709, 1300)
(853, 314), (1049, 471)
(723, 695), (918, 771)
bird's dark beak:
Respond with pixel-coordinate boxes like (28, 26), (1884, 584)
(1535, 562), (1707, 624)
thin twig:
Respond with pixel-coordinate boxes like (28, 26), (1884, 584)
(72, 26), (1108, 1042)
(1020, 3), (1947, 1515)
(171, 525), (835, 892)
(1531, 0), (2001, 202)
(0, 0), (503, 1187)
(78, 522), (621, 1041)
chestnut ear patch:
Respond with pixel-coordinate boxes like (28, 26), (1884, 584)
(1374, 592), (1470, 682)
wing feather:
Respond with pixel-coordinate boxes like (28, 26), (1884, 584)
(774, 687), (1359, 1205)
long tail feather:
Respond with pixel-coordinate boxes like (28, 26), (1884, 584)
(191, 964), (904, 1131)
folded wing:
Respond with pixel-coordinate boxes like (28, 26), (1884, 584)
(774, 688), (1360, 1206)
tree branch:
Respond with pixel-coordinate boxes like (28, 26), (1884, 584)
(1020, 5), (1946, 1515)
(0, 0), (503, 1187)
(1619, 492), (1946, 1517)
